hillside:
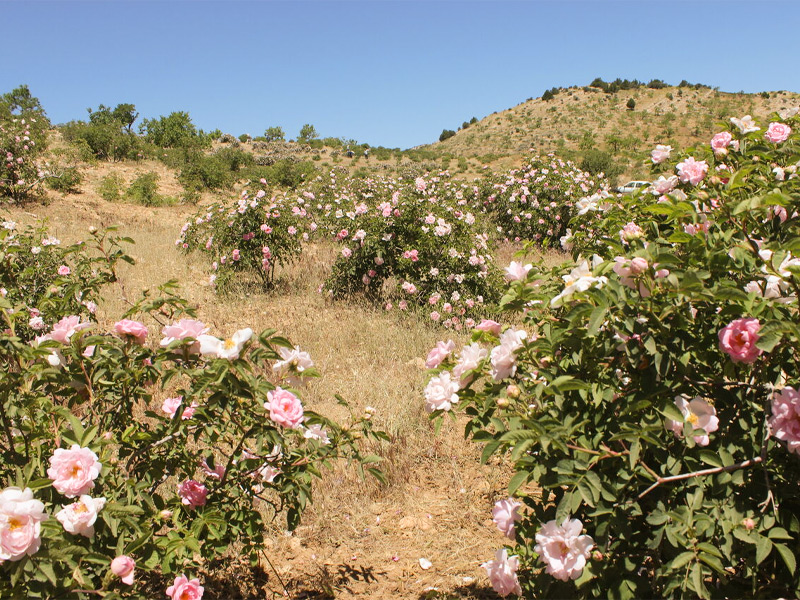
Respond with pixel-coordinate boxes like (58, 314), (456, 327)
(426, 84), (800, 180)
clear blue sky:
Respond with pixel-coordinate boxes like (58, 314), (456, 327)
(2, 0), (799, 149)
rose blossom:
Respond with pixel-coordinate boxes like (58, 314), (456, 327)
(452, 343), (488, 386)
(710, 131), (733, 155)
(424, 371), (459, 412)
(114, 319), (148, 345)
(718, 317), (762, 363)
(476, 319), (502, 336)
(160, 319), (208, 353)
(665, 396), (719, 446)
(504, 261), (532, 282)
(56, 495), (106, 537)
(481, 548), (522, 597)
(619, 222), (644, 243)
(650, 175), (679, 195)
(676, 156), (708, 185)
(197, 328), (253, 360)
(48, 315), (92, 344)
(650, 144), (672, 164)
(265, 387), (304, 428)
(57, 265), (71, 276)
(162, 396), (198, 420)
(166, 575), (204, 600)
(272, 345), (314, 384)
(769, 387), (800, 454)
(111, 555), (136, 585)
(731, 115), (760, 134)
(490, 328), (527, 381)
(765, 122), (791, 144)
(177, 480), (207, 508)
(425, 340), (456, 368)
(534, 518), (595, 581)
(492, 498), (522, 539)
(47, 445), (102, 498)
(0, 487), (48, 562)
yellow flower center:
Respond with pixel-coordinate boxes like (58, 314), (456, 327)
(8, 516), (24, 531)
(74, 502), (88, 513)
(71, 464), (82, 478)
(223, 338), (236, 350)
(687, 413), (699, 426)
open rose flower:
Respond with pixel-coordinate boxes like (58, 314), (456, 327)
(769, 387), (800, 454)
(481, 548), (522, 597)
(424, 371), (459, 412)
(48, 445), (102, 498)
(490, 328), (527, 381)
(504, 261), (532, 281)
(425, 340), (456, 368)
(731, 115), (760, 134)
(492, 498), (522, 539)
(166, 575), (204, 600)
(160, 319), (208, 354)
(162, 396), (198, 420)
(765, 122), (791, 144)
(452, 343), (488, 386)
(676, 156), (708, 185)
(718, 317), (762, 363)
(0, 487), (48, 562)
(665, 396), (719, 446)
(177, 480), (207, 508)
(48, 315), (92, 344)
(114, 319), (148, 345)
(534, 517), (595, 581)
(265, 387), (304, 428)
(56, 495), (106, 537)
(198, 328), (253, 360)
(272, 345), (314, 384)
(650, 144), (672, 164)
(111, 555), (136, 585)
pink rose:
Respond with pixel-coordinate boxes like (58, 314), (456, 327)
(490, 328), (527, 381)
(426, 340), (456, 368)
(160, 319), (208, 353)
(424, 371), (459, 412)
(47, 445), (102, 498)
(481, 549), (522, 597)
(534, 518), (595, 581)
(166, 575), (204, 600)
(114, 319), (148, 345)
(111, 555), (136, 585)
(476, 319), (502, 336)
(48, 315), (92, 344)
(710, 131), (733, 155)
(676, 156), (708, 185)
(0, 487), (49, 562)
(665, 396), (719, 446)
(504, 261), (532, 281)
(769, 387), (800, 454)
(765, 122), (791, 144)
(650, 144), (671, 165)
(265, 387), (304, 428)
(492, 498), (522, 539)
(162, 396), (197, 420)
(57, 265), (70, 276)
(177, 480), (207, 508)
(718, 317), (762, 363)
(55, 495), (106, 537)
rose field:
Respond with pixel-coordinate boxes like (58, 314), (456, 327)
(2, 86), (800, 599)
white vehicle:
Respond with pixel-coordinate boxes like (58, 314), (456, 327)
(616, 180), (650, 194)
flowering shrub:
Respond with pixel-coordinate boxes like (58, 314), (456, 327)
(319, 171), (503, 328)
(425, 109), (800, 598)
(177, 179), (310, 291)
(1, 117), (48, 204)
(479, 154), (610, 245)
(0, 225), (386, 597)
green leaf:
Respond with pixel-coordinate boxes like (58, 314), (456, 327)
(587, 305), (607, 337)
(508, 470), (530, 495)
(756, 535), (773, 565)
(668, 551), (695, 571)
(774, 542), (796, 574)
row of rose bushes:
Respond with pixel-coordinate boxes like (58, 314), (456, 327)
(0, 224), (386, 598)
(424, 109), (800, 598)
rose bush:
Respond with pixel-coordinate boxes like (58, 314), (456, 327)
(425, 109), (800, 598)
(0, 224), (387, 598)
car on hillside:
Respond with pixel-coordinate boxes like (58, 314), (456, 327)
(616, 180), (650, 194)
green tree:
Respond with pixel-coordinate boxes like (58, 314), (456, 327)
(626, 97), (636, 111)
(439, 129), (456, 142)
(140, 111), (205, 149)
(297, 124), (318, 143)
(264, 126), (285, 141)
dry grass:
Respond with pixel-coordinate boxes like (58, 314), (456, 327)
(4, 186), (519, 598)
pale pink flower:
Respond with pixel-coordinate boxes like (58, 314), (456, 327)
(111, 555), (136, 585)
(55, 495), (106, 537)
(29, 316), (45, 330)
(476, 319), (502, 336)
(619, 222), (644, 243)
(177, 480), (207, 508)
(452, 343), (488, 386)
(650, 175), (678, 195)
(303, 424), (330, 445)
(430, 311), (441, 321)
(49, 315), (92, 344)
(650, 144), (672, 164)
(765, 122), (792, 144)
(265, 387), (304, 428)
(534, 518), (595, 581)
(166, 575), (204, 600)
(0, 487), (48, 562)
(197, 328), (253, 360)
(57, 265), (71, 276)
(676, 156), (708, 185)
(710, 131), (733, 155)
(200, 459), (225, 480)
(769, 387), (800, 454)
(162, 396), (197, 420)
(504, 261), (532, 281)
(481, 548), (522, 597)
(718, 317), (762, 363)
(490, 328), (527, 381)
(492, 498), (522, 539)
(272, 345), (314, 384)
(114, 319), (148, 345)
(424, 371), (459, 412)
(47, 445), (102, 498)
(731, 115), (760, 134)
(160, 319), (208, 353)
(425, 340), (456, 368)
(665, 396), (719, 446)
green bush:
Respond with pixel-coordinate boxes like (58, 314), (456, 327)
(263, 126), (285, 142)
(439, 129), (456, 142)
(97, 173), (125, 202)
(125, 172), (166, 206)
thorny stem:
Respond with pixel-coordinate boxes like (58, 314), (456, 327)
(636, 456), (764, 501)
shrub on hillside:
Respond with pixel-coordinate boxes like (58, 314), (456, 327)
(424, 109), (800, 598)
(1, 117), (48, 204)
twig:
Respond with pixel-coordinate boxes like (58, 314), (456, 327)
(637, 456), (763, 500)
(260, 547), (292, 599)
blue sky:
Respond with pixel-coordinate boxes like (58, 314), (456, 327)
(2, 0), (799, 149)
